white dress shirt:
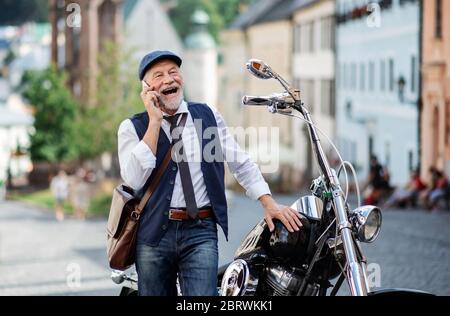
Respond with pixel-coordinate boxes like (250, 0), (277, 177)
(118, 101), (271, 208)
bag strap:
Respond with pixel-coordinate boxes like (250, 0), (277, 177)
(135, 113), (188, 213)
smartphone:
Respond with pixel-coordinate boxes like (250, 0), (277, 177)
(142, 80), (167, 110)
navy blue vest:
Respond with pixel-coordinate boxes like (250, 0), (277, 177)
(130, 103), (228, 246)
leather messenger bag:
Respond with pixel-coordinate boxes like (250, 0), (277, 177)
(106, 146), (172, 270)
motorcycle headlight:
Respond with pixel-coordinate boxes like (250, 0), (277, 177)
(350, 206), (382, 243)
(220, 259), (258, 296)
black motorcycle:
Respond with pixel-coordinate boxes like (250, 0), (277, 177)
(112, 59), (433, 297)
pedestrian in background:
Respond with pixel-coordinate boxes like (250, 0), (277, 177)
(363, 155), (391, 205)
(421, 167), (449, 211)
(383, 169), (426, 209)
(50, 169), (69, 221)
(71, 167), (90, 220)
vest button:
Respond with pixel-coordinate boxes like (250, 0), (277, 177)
(172, 166), (177, 171)
(167, 196), (171, 201)
(164, 211), (168, 216)
(169, 180), (174, 185)
(162, 225), (167, 230)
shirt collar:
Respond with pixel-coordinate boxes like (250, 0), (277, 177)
(162, 100), (188, 117)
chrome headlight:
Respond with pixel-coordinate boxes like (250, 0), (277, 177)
(350, 206), (382, 243)
(220, 259), (258, 296)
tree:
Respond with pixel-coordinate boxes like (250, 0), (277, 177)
(165, 0), (255, 43)
(22, 66), (78, 163)
(0, 0), (48, 26)
(72, 40), (142, 160)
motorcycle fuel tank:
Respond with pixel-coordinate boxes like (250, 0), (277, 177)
(234, 196), (322, 262)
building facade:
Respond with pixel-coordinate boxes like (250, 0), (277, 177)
(292, 0), (336, 180)
(219, 0), (300, 190)
(421, 0), (450, 181)
(336, 0), (421, 186)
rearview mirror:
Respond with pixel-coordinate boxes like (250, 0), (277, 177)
(246, 59), (273, 80)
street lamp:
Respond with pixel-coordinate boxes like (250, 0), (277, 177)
(397, 75), (416, 105)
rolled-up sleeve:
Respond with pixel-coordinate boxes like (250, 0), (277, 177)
(118, 119), (156, 191)
(212, 109), (271, 200)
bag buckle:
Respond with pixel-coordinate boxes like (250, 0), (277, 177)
(130, 211), (140, 220)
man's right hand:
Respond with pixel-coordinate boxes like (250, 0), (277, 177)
(140, 87), (163, 123)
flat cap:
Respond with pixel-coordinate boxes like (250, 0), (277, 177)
(138, 50), (182, 81)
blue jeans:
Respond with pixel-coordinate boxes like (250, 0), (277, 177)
(135, 217), (218, 296)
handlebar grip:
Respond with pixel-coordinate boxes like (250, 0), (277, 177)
(242, 96), (273, 106)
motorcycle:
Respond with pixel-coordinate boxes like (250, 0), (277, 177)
(112, 59), (433, 297)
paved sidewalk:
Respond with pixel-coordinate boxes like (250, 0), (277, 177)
(0, 201), (119, 296)
(1, 193), (449, 296)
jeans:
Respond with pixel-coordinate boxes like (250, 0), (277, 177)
(136, 217), (218, 296)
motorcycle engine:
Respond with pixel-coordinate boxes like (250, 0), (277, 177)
(264, 264), (319, 296)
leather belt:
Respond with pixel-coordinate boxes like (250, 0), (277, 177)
(168, 208), (213, 221)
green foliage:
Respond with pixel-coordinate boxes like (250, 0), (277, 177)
(72, 40), (142, 160)
(0, 0), (48, 26)
(22, 66), (78, 163)
(88, 192), (113, 217)
(165, 0), (255, 43)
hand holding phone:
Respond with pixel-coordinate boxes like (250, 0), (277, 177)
(142, 80), (167, 110)
(141, 80), (164, 121)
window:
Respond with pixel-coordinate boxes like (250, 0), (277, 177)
(300, 79), (315, 111)
(343, 63), (348, 90)
(389, 59), (394, 92)
(380, 60), (385, 91)
(351, 63), (357, 90)
(369, 62), (375, 91)
(337, 64), (341, 89)
(320, 16), (335, 51)
(385, 141), (391, 169)
(436, 0), (442, 38)
(360, 63), (366, 92)
(293, 23), (301, 53)
(299, 22), (315, 53)
(411, 56), (417, 93)
(309, 21), (315, 53)
(408, 150), (414, 172)
(321, 80), (335, 117)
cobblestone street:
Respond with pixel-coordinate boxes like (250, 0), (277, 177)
(1, 193), (449, 296)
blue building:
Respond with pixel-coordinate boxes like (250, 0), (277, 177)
(336, 0), (420, 186)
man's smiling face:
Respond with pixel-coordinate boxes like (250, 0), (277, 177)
(144, 59), (184, 112)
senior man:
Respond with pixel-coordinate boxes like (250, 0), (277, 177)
(117, 50), (302, 296)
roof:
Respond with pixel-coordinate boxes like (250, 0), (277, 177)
(229, 0), (319, 29)
(257, 0), (297, 24)
(123, 0), (139, 21)
(229, 0), (284, 29)
(291, 0), (318, 11)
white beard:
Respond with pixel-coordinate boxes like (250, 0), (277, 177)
(161, 92), (183, 111)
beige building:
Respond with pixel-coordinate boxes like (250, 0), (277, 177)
(421, 0), (450, 180)
(292, 0), (336, 181)
(219, 0), (299, 191)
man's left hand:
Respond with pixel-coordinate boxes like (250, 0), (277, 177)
(259, 195), (303, 233)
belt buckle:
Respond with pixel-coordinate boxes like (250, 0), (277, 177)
(168, 210), (183, 221)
